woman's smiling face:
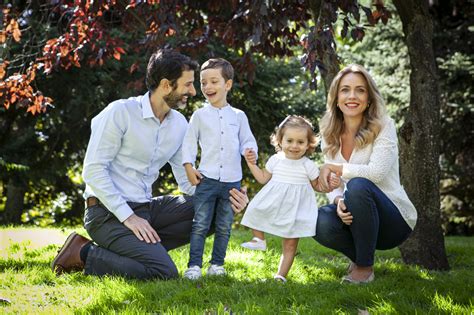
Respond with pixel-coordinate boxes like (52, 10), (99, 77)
(337, 72), (369, 120)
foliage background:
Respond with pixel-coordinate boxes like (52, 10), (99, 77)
(0, 1), (472, 235)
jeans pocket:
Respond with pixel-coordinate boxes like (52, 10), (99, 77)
(84, 205), (110, 232)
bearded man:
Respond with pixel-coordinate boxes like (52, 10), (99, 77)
(51, 50), (248, 279)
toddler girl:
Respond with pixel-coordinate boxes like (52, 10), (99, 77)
(240, 115), (339, 282)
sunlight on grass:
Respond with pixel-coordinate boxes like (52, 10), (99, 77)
(432, 292), (468, 313)
(0, 227), (473, 313)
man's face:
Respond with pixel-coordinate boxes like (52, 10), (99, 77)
(164, 70), (196, 109)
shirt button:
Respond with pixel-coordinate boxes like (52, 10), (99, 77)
(220, 116), (222, 119)
(220, 165), (223, 168)
(221, 131), (224, 134)
(221, 147), (223, 150)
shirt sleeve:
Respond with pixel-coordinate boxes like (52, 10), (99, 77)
(321, 139), (344, 204)
(265, 154), (278, 173)
(342, 119), (398, 184)
(181, 112), (199, 166)
(169, 144), (196, 196)
(304, 159), (320, 181)
(238, 112), (258, 157)
(82, 104), (134, 223)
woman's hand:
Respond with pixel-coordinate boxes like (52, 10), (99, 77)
(336, 198), (353, 225)
(319, 163), (343, 191)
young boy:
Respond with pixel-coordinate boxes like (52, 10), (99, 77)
(182, 58), (258, 279)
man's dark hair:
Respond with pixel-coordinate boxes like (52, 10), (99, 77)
(201, 58), (234, 81)
(146, 49), (199, 93)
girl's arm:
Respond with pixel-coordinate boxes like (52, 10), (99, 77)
(244, 149), (272, 184)
(248, 163), (272, 184)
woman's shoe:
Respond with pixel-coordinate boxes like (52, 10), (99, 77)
(241, 237), (266, 251)
(341, 271), (375, 284)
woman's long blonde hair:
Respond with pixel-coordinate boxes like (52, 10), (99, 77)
(319, 64), (386, 158)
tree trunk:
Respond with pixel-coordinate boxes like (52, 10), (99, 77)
(393, 0), (449, 270)
(308, 0), (340, 91)
(2, 177), (27, 224)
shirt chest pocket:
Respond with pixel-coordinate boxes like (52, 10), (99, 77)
(227, 123), (240, 137)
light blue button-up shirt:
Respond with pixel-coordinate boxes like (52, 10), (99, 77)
(182, 103), (258, 182)
(82, 93), (194, 223)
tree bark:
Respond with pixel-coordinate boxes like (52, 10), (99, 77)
(2, 177), (27, 224)
(308, 0), (340, 91)
(393, 0), (449, 270)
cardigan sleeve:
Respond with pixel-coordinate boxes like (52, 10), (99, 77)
(342, 119), (398, 184)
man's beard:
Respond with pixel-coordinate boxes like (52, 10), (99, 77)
(164, 88), (189, 110)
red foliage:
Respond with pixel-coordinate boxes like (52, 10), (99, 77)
(1, 1), (390, 114)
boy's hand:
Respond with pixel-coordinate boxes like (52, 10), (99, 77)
(184, 163), (202, 186)
(244, 148), (257, 165)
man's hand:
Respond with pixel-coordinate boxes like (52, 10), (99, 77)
(184, 163), (202, 186)
(244, 148), (257, 165)
(229, 186), (249, 213)
(123, 214), (161, 243)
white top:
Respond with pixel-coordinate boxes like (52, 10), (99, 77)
(182, 103), (258, 182)
(324, 117), (417, 229)
(83, 93), (194, 223)
(241, 153), (320, 238)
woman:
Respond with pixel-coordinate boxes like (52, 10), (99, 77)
(315, 64), (417, 283)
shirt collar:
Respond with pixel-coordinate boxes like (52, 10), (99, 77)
(141, 92), (175, 121)
(205, 102), (230, 110)
(141, 92), (155, 119)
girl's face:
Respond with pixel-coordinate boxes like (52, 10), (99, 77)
(336, 72), (369, 120)
(281, 127), (309, 160)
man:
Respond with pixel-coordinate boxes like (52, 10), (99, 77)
(51, 50), (248, 280)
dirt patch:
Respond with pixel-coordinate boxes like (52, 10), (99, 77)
(0, 229), (66, 252)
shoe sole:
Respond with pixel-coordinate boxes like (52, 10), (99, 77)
(241, 245), (266, 251)
(51, 232), (79, 275)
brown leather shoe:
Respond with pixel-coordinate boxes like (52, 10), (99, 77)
(51, 232), (91, 275)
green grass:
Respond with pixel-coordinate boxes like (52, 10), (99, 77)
(1, 227), (473, 314)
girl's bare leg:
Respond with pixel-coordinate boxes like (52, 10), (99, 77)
(276, 238), (299, 278)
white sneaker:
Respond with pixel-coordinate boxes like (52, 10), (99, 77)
(241, 237), (267, 251)
(184, 265), (202, 280)
(207, 264), (226, 276)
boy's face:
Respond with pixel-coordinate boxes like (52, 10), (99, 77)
(200, 68), (232, 108)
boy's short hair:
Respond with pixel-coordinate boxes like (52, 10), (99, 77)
(201, 58), (234, 81)
(146, 49), (199, 93)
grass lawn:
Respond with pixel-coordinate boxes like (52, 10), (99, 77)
(1, 226), (473, 314)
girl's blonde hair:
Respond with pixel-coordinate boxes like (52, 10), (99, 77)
(270, 115), (318, 156)
(319, 64), (386, 158)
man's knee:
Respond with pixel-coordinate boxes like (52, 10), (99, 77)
(146, 262), (179, 280)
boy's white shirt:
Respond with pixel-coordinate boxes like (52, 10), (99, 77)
(182, 103), (258, 183)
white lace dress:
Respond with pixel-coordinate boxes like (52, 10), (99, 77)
(241, 152), (319, 238)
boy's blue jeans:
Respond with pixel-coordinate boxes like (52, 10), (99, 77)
(314, 178), (412, 267)
(188, 176), (240, 267)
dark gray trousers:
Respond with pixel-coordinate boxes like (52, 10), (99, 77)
(83, 195), (194, 280)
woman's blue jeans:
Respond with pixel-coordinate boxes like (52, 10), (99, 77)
(188, 177), (240, 267)
(314, 178), (412, 267)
